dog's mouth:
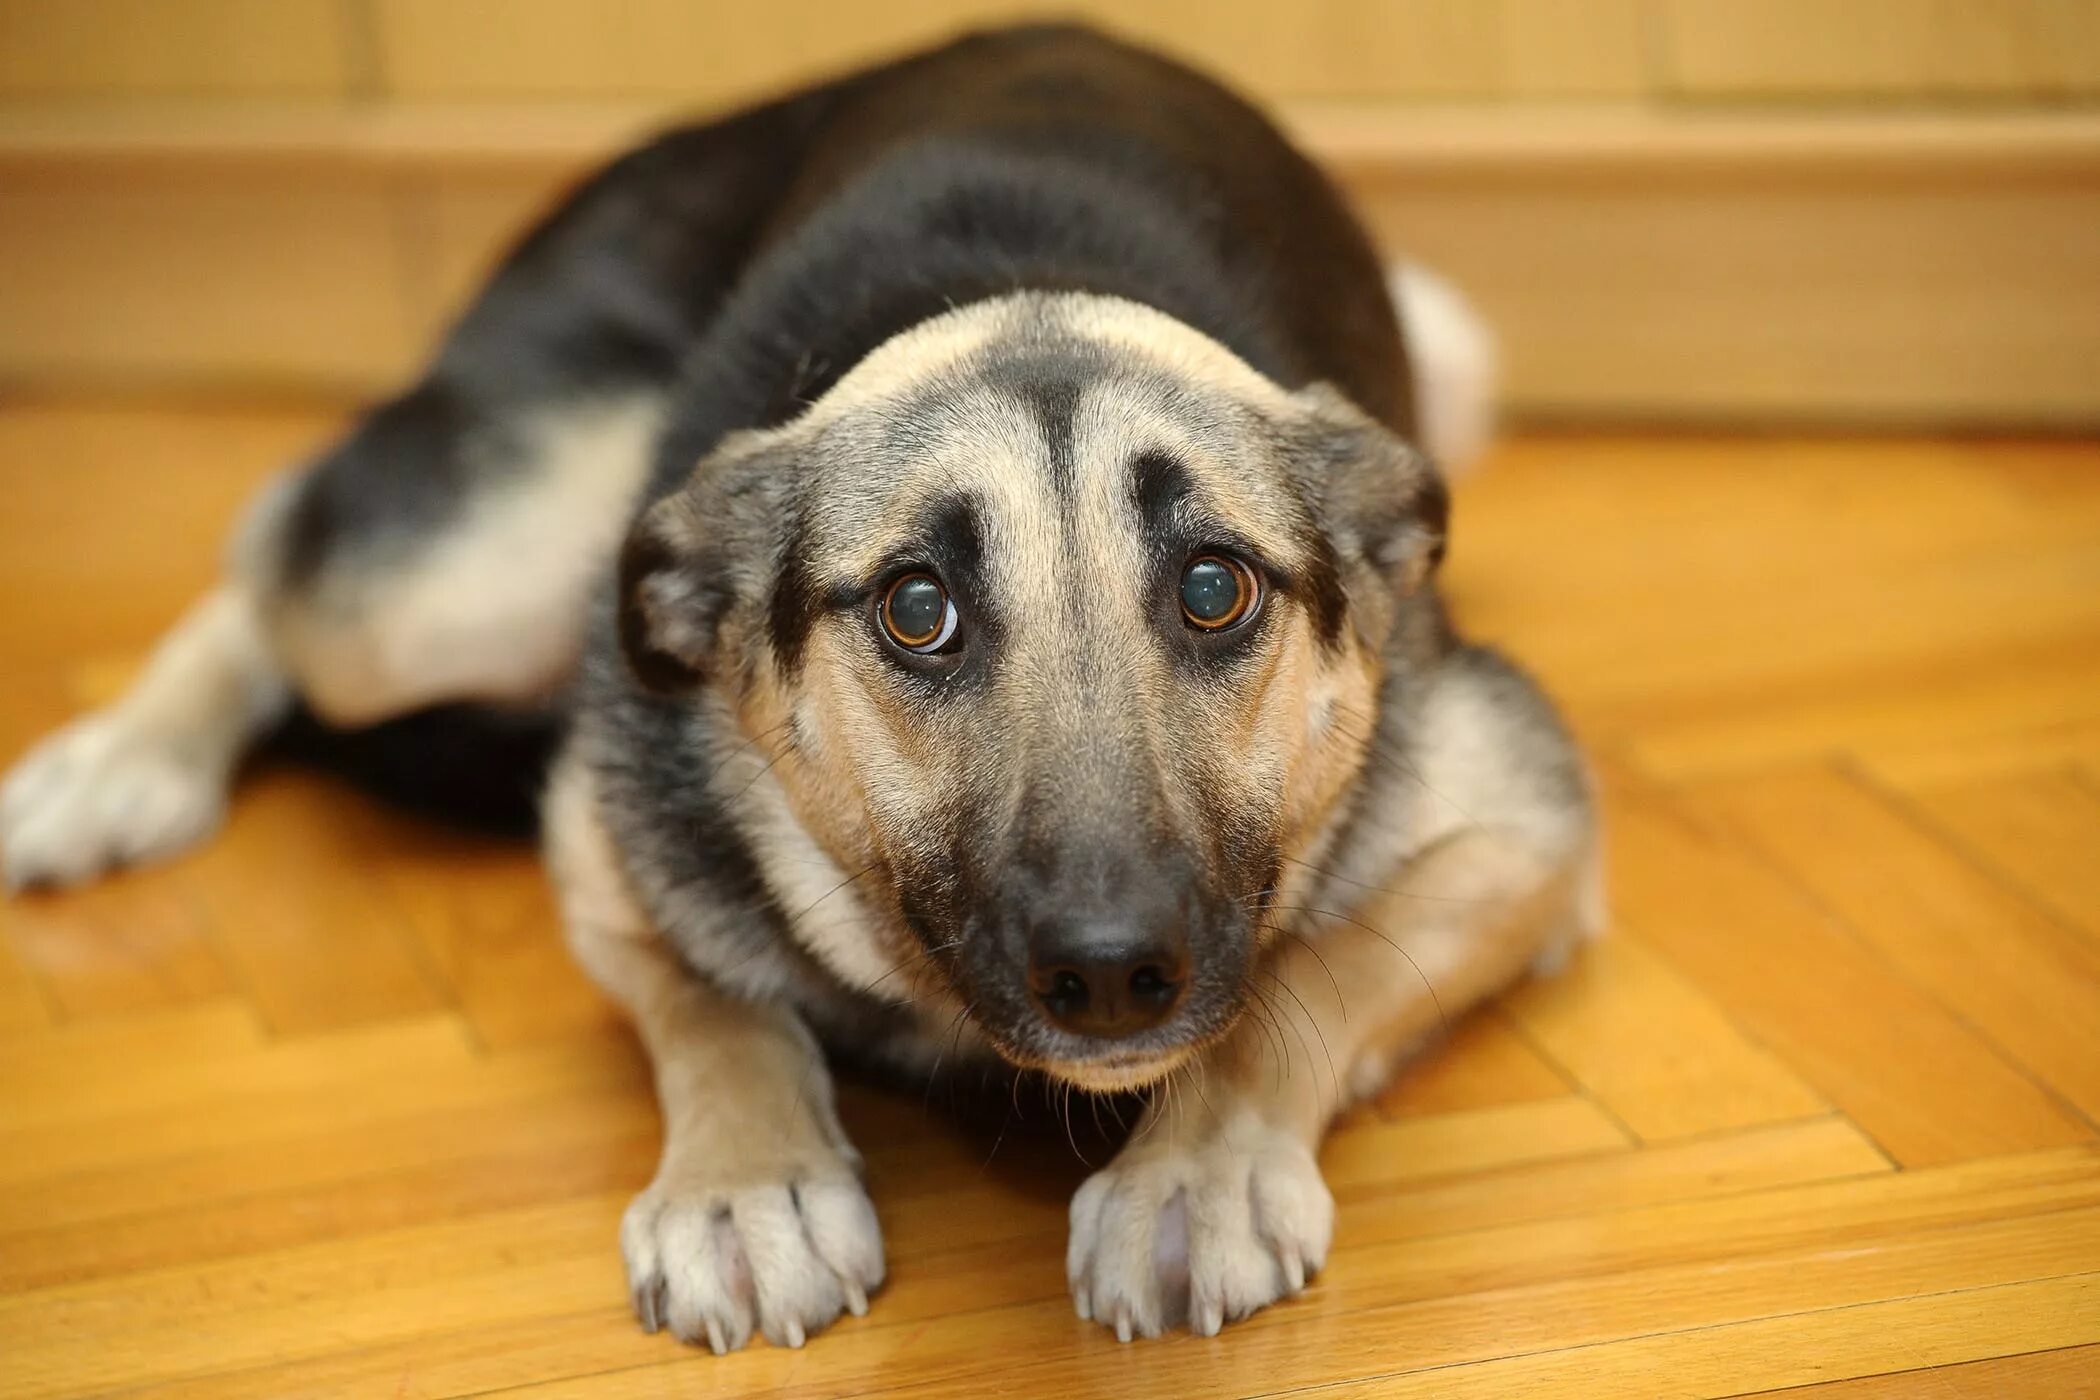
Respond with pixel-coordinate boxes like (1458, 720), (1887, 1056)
(961, 980), (1247, 1094)
(1048, 1045), (1199, 1093)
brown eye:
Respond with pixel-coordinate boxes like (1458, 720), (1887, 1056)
(1180, 554), (1258, 630)
(880, 572), (959, 653)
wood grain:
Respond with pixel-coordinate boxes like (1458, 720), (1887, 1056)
(1, 408), (2098, 1395)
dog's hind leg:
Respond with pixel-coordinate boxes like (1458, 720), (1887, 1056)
(0, 579), (288, 889)
(1, 95), (837, 889)
(4, 86), (853, 891)
(0, 384), (662, 889)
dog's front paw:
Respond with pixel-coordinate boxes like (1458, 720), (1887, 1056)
(621, 1171), (885, 1353)
(1067, 1111), (1333, 1340)
(2, 711), (230, 890)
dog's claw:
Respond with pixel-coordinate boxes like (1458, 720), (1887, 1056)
(1114, 1305), (1133, 1344)
(1073, 1285), (1092, 1322)
(842, 1277), (869, 1317)
(704, 1317), (726, 1356)
(783, 1318), (807, 1349)
(1279, 1243), (1306, 1294)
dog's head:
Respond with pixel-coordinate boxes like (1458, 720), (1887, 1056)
(622, 294), (1445, 1090)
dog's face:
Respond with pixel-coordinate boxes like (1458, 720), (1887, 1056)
(623, 294), (1444, 1090)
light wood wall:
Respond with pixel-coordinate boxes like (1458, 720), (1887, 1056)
(6, 0), (2099, 104)
(2, 1), (2097, 425)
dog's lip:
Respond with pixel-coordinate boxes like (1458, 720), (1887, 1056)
(1047, 1046), (1192, 1093)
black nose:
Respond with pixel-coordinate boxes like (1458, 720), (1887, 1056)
(1026, 929), (1189, 1039)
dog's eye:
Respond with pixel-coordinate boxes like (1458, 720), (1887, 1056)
(880, 572), (959, 653)
(1180, 554), (1258, 631)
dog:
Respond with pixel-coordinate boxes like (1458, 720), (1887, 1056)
(0, 24), (1596, 1351)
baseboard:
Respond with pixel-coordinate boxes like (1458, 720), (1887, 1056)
(2, 101), (2096, 426)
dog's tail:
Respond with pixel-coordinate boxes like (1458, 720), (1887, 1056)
(263, 700), (562, 836)
(1390, 262), (1499, 474)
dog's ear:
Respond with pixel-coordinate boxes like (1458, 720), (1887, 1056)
(616, 492), (728, 693)
(1287, 382), (1449, 604)
(617, 433), (790, 693)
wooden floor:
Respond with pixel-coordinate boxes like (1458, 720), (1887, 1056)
(2, 399), (2098, 1398)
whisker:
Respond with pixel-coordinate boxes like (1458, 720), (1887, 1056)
(1267, 902), (1448, 1034)
(1279, 923), (1347, 1025)
(857, 933), (960, 1000)
(1272, 855), (1493, 906)
(1265, 964), (1339, 1102)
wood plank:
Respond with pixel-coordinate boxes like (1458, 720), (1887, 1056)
(0, 1100), (658, 1291)
(1371, 1006), (1569, 1117)
(469, 1178), (2100, 1400)
(1721, 1343), (2100, 1398)
(1232, 1275), (2100, 1400)
(0, 1011), (466, 1135)
(0, 401), (337, 670)
(1658, 0), (2100, 99)
(4, 108), (2098, 426)
(14, 1135), (2094, 1400)
(0, 1020), (637, 1192)
(1899, 769), (2100, 947)
(1597, 763), (2091, 1165)
(1337, 1117), (1889, 1251)
(1618, 638), (2100, 783)
(0, 0), (357, 99)
(0, 907), (54, 1035)
(0, 864), (232, 1019)
(1501, 936), (1827, 1140)
(1441, 434), (2100, 705)
(1322, 1096), (1629, 1194)
(1860, 720), (2100, 788)
(184, 770), (450, 1035)
(0, 998), (260, 1094)
(0, 168), (419, 392)
(1694, 765), (2100, 1123)
(78, 1117), (1882, 1400)
(368, 1), (1643, 105)
(352, 817), (621, 1049)
(1351, 162), (2100, 428)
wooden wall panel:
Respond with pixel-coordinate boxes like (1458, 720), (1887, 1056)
(4, 104), (2096, 427)
(366, 0), (1645, 104)
(0, 169), (416, 390)
(0, 1), (359, 99)
(1660, 0), (2100, 99)
(5, 2), (2100, 108)
(1351, 166), (2100, 424)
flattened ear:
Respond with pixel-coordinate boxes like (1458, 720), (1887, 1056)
(616, 493), (732, 693)
(1290, 383), (1449, 599)
(616, 428), (798, 694)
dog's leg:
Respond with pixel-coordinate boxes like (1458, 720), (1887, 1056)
(1067, 649), (1598, 1339)
(0, 387), (659, 889)
(1, 583), (287, 889)
(3, 95), (841, 890)
(544, 753), (884, 1352)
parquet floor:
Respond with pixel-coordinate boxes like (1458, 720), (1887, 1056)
(2, 398), (2097, 1398)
